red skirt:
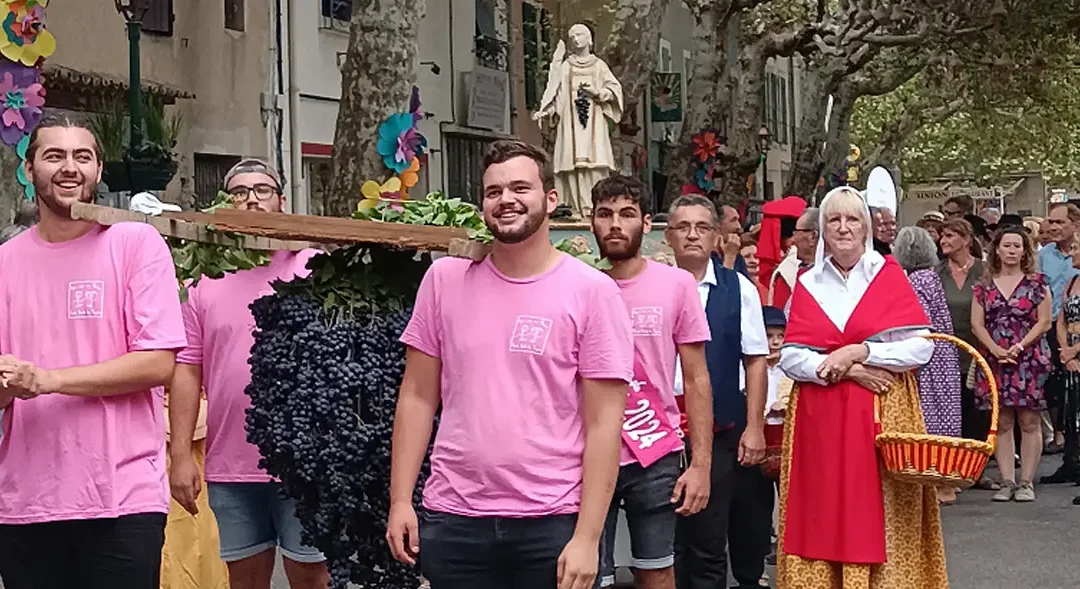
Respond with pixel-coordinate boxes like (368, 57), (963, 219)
(761, 423), (784, 480)
(783, 380), (886, 564)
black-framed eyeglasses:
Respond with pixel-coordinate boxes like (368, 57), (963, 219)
(227, 183), (279, 202)
(792, 228), (816, 234)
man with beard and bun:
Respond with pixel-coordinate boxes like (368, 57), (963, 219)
(386, 140), (634, 589)
(589, 175), (713, 589)
(0, 115), (186, 588)
(169, 159), (328, 589)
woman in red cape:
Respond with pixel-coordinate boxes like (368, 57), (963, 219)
(775, 187), (949, 589)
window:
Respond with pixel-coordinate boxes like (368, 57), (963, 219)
(658, 38), (672, 71)
(763, 72), (789, 145)
(320, 0), (351, 28)
(522, 1), (551, 110)
(143, 0), (174, 36)
(225, 0), (244, 31)
(305, 158), (332, 216)
(446, 133), (495, 204)
(682, 49), (692, 98)
(475, 0), (508, 70)
(193, 153), (242, 209)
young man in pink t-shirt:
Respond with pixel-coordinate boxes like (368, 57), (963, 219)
(169, 160), (329, 589)
(589, 175), (713, 589)
(0, 117), (186, 589)
(386, 140), (634, 589)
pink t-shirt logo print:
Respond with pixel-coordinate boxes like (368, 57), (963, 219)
(509, 315), (553, 355)
(67, 280), (105, 319)
(630, 307), (663, 337)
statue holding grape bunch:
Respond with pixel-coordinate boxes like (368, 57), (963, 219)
(532, 23), (624, 219)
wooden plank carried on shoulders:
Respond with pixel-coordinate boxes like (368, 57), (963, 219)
(69, 202), (490, 260)
(208, 209), (469, 251)
(70, 202), (316, 251)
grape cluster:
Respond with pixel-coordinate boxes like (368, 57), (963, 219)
(246, 291), (431, 589)
(575, 86), (590, 128)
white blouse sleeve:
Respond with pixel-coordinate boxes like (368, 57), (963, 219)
(864, 328), (934, 371)
(780, 346), (828, 385)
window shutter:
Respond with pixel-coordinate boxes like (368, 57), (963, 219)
(143, 0), (174, 36)
(225, 0), (245, 32)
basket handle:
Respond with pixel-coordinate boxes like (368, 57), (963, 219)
(871, 332), (998, 448)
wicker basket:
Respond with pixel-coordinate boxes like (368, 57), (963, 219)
(875, 333), (999, 489)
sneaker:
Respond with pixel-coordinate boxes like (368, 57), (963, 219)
(992, 481), (1015, 502)
(1014, 482), (1035, 502)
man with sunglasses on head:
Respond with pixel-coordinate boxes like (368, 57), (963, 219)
(168, 160), (330, 589)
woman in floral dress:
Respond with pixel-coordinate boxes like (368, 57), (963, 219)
(894, 227), (962, 504)
(972, 226), (1053, 502)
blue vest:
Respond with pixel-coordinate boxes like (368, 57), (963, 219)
(704, 254), (745, 430)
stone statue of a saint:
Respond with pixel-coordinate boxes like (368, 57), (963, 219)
(532, 24), (624, 219)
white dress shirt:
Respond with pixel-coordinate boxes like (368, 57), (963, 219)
(674, 258), (769, 394)
(779, 252), (934, 385)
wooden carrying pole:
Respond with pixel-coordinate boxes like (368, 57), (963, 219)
(69, 202), (490, 260)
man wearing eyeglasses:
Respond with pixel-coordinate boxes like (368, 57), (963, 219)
(168, 160), (330, 589)
(664, 195), (768, 589)
(939, 195), (973, 221)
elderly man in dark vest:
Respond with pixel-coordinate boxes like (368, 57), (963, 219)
(665, 195), (769, 589)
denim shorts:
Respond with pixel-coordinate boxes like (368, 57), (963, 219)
(599, 452), (681, 586)
(207, 482), (325, 564)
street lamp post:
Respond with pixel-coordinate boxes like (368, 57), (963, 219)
(757, 125), (771, 201)
(114, 0), (149, 154)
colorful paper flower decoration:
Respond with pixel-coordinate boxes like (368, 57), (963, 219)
(1, 0), (55, 66)
(695, 166), (715, 192)
(357, 177), (403, 213)
(377, 113), (426, 174)
(0, 61), (43, 145)
(399, 157), (420, 195)
(15, 133), (32, 198)
(692, 130), (721, 162)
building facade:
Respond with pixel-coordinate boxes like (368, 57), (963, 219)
(276, 0), (803, 215)
(280, 0), (517, 214)
(44, 0), (273, 207)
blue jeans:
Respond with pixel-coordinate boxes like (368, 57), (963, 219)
(419, 510), (601, 589)
(207, 482), (324, 563)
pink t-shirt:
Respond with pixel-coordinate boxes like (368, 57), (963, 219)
(614, 260), (711, 465)
(401, 253), (634, 517)
(0, 223), (187, 524)
(177, 249), (320, 483)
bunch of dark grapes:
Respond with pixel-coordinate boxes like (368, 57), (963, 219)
(246, 290), (431, 589)
(575, 86), (590, 128)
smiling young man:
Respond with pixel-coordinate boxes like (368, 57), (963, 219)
(588, 175), (712, 589)
(169, 160), (328, 589)
(0, 115), (186, 589)
(386, 140), (633, 589)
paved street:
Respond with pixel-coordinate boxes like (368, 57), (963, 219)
(1, 457), (1076, 588)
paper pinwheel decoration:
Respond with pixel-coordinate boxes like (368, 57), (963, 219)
(377, 113), (427, 174)
(357, 177), (403, 213)
(692, 130), (721, 162)
(1, 0), (55, 66)
(0, 61), (43, 145)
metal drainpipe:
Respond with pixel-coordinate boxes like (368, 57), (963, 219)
(286, 0), (306, 214)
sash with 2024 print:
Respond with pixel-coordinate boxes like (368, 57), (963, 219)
(622, 359), (681, 467)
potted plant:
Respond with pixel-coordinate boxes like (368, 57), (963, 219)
(89, 105), (129, 191)
(91, 97), (182, 192)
